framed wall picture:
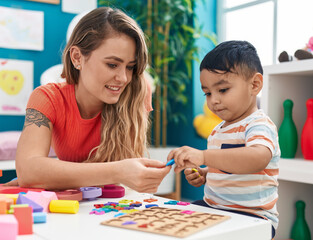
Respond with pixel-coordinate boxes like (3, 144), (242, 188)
(26, 0), (60, 4)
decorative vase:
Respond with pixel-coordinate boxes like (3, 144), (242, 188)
(301, 98), (313, 160)
(278, 99), (298, 158)
(290, 200), (311, 240)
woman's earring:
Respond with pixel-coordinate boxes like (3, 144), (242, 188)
(75, 64), (81, 70)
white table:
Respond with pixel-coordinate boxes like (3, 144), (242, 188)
(17, 188), (272, 240)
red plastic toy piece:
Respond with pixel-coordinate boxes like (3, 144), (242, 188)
(55, 189), (83, 201)
(0, 185), (44, 194)
(13, 206), (33, 235)
(99, 185), (125, 198)
(301, 98), (313, 160)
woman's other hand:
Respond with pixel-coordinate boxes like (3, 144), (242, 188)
(117, 158), (171, 193)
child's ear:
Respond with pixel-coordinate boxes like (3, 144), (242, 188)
(250, 73), (263, 95)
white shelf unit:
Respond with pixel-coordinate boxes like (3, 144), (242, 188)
(261, 59), (313, 239)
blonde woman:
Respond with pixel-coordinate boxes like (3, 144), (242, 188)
(14, 7), (170, 192)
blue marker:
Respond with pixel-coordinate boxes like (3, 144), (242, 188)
(166, 158), (175, 166)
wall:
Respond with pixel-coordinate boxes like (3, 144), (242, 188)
(0, 0), (75, 131)
(167, 0), (217, 201)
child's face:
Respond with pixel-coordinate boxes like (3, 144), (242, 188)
(200, 69), (258, 127)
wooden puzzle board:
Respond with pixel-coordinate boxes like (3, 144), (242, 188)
(101, 207), (230, 238)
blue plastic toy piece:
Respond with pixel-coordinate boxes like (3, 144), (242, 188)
(166, 158), (175, 166)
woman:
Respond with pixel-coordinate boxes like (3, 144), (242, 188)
(14, 7), (170, 192)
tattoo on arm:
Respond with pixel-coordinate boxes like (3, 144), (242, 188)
(24, 109), (51, 130)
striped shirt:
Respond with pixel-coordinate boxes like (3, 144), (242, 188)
(204, 109), (280, 229)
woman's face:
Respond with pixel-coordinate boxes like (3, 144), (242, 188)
(76, 33), (136, 106)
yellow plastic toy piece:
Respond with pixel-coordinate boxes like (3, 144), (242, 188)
(193, 102), (222, 139)
(0, 194), (19, 204)
(49, 200), (79, 214)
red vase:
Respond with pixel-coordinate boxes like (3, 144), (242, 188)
(301, 99), (313, 160)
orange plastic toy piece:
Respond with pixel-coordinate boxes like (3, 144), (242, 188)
(0, 200), (6, 214)
(0, 170), (2, 177)
(143, 198), (158, 203)
(13, 206), (33, 235)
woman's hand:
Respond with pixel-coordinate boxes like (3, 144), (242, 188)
(184, 167), (207, 187)
(117, 158), (171, 193)
(167, 146), (204, 173)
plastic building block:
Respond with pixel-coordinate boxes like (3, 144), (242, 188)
(145, 204), (158, 208)
(0, 200), (6, 214)
(33, 212), (47, 223)
(177, 201), (190, 206)
(80, 187), (102, 200)
(26, 191), (58, 212)
(166, 158), (175, 166)
(55, 189), (83, 201)
(99, 185), (125, 198)
(0, 214), (18, 240)
(0, 185), (44, 194)
(49, 200), (79, 214)
(13, 206), (33, 235)
(0, 194), (18, 204)
(16, 194), (43, 212)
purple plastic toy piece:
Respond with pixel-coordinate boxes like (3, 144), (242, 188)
(80, 187), (102, 200)
(16, 193), (43, 212)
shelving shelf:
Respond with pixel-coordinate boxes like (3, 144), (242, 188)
(279, 158), (313, 184)
(261, 59), (313, 239)
(262, 59), (313, 186)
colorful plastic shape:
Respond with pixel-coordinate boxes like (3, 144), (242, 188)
(13, 206), (33, 235)
(290, 200), (311, 240)
(164, 200), (179, 205)
(0, 194), (19, 204)
(0, 215), (18, 240)
(0, 170), (2, 177)
(144, 198), (158, 203)
(166, 158), (175, 166)
(0, 196), (14, 210)
(99, 185), (125, 198)
(177, 201), (190, 206)
(181, 210), (195, 214)
(55, 189), (83, 201)
(33, 212), (47, 224)
(279, 99), (298, 158)
(16, 194), (43, 212)
(0, 185), (44, 194)
(80, 187), (102, 200)
(145, 204), (158, 208)
(0, 200), (6, 214)
(114, 213), (126, 217)
(26, 191), (58, 212)
(301, 98), (313, 160)
(49, 200), (79, 214)
(122, 221), (137, 225)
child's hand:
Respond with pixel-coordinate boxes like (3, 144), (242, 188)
(184, 168), (206, 187)
(167, 146), (204, 173)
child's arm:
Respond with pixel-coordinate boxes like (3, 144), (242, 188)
(168, 145), (271, 174)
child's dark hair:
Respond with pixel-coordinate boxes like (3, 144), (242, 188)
(200, 40), (263, 78)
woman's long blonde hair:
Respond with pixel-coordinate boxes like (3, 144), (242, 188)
(61, 7), (149, 162)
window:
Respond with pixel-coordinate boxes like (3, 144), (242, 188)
(217, 0), (313, 65)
